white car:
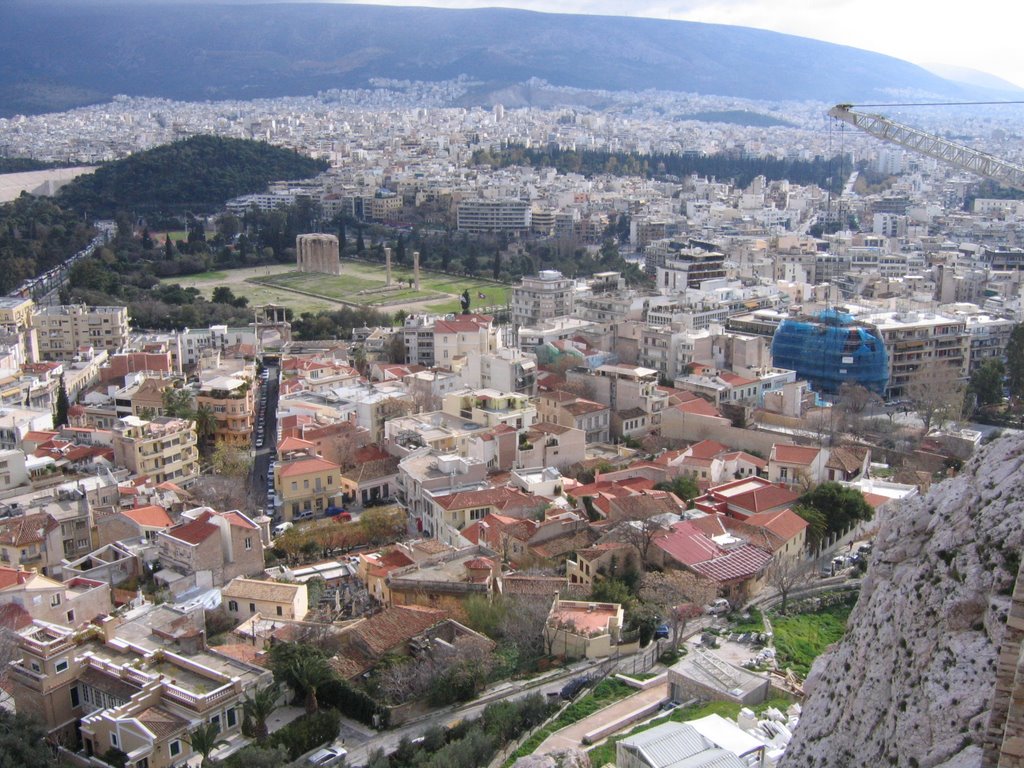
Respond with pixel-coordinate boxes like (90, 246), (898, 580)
(308, 747), (346, 767)
(705, 598), (731, 616)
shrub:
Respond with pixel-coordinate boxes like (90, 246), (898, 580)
(267, 709), (341, 759)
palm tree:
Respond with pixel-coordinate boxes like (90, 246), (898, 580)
(185, 721), (228, 767)
(194, 403), (217, 451)
(241, 682), (281, 745)
(287, 654), (330, 715)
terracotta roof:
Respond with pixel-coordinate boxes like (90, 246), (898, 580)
(341, 457), (400, 484)
(656, 521), (772, 583)
(433, 314), (493, 334)
(0, 513), (58, 547)
(717, 451), (768, 469)
(687, 440), (731, 459)
(826, 445), (870, 473)
(278, 436), (316, 453)
(277, 456), (340, 478)
(674, 398), (722, 417)
(164, 518), (218, 546)
(341, 605), (447, 664)
(137, 706), (189, 741)
(771, 444), (822, 465)
(433, 486), (537, 513)
(464, 557), (494, 570)
(743, 508), (809, 542)
(0, 602), (33, 631)
(121, 505), (173, 529)
(222, 511), (259, 530)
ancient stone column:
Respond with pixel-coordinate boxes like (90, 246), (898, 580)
(413, 250), (421, 291)
(385, 247), (392, 287)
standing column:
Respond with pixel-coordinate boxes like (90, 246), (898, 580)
(385, 247), (392, 287)
(413, 250), (421, 291)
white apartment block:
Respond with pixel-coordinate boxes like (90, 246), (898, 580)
(511, 270), (575, 328)
(456, 198), (531, 233)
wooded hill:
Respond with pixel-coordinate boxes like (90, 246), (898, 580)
(58, 136), (328, 217)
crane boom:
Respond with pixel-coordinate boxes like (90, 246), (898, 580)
(828, 104), (1024, 193)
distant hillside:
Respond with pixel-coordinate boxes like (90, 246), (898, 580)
(0, 1), (988, 116)
(57, 136), (328, 217)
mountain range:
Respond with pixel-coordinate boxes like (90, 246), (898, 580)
(1, 1), (1019, 117)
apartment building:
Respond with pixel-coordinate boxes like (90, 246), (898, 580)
(456, 198), (531, 234)
(34, 305), (129, 360)
(441, 389), (537, 431)
(195, 375), (254, 448)
(0, 566), (111, 627)
(862, 310), (968, 398)
(402, 314), (437, 367)
(274, 456), (344, 521)
(568, 364), (668, 438)
(112, 416), (199, 485)
(156, 508), (264, 587)
(537, 391), (611, 444)
(511, 270), (575, 328)
(433, 314), (500, 369)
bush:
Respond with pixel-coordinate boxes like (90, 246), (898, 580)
(267, 709), (341, 759)
(319, 677), (390, 728)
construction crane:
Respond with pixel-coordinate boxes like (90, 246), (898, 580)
(828, 104), (1024, 193)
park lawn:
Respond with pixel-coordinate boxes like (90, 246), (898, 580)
(253, 270), (382, 296)
(772, 604), (852, 678)
(585, 696), (795, 767)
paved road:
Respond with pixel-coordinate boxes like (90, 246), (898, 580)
(249, 363), (279, 519)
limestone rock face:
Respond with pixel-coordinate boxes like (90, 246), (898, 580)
(781, 435), (1024, 768)
(512, 748), (592, 768)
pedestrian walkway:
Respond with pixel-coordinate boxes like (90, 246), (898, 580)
(534, 680), (668, 755)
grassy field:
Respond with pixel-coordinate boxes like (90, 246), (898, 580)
(772, 603), (852, 678)
(161, 265), (336, 314)
(251, 261), (510, 313)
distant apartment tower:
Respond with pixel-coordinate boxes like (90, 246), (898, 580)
(296, 233), (341, 275)
(457, 198), (531, 234)
(34, 305), (129, 360)
(511, 270), (575, 327)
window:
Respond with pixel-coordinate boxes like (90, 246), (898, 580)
(169, 741), (181, 757)
(249, 603), (256, 613)
(55, 659), (69, 673)
(779, 467), (789, 480)
(228, 600), (238, 612)
(244, 537), (252, 551)
(210, 715), (221, 733)
(276, 606), (283, 616)
(136, 759), (149, 768)
(70, 686), (80, 707)
(50, 593), (62, 607)
(110, 733), (119, 748)
(66, 610), (75, 623)
(226, 708), (237, 728)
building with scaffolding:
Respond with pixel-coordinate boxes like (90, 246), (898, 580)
(771, 309), (888, 397)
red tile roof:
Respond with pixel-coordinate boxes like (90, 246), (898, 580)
(165, 517), (218, 546)
(656, 521), (773, 583)
(771, 444), (822, 465)
(0, 513), (58, 547)
(277, 456), (340, 478)
(743, 508), (809, 542)
(687, 440), (731, 459)
(121, 505), (173, 529)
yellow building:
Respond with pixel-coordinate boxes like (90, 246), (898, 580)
(112, 416), (199, 484)
(196, 375), (254, 448)
(33, 304), (130, 360)
(0, 296), (35, 331)
(275, 456), (343, 521)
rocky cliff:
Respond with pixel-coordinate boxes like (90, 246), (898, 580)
(781, 434), (1024, 768)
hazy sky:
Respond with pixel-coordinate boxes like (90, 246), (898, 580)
(326, 0), (1024, 89)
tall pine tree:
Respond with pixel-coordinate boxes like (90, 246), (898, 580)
(53, 374), (70, 428)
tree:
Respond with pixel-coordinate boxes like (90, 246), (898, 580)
(652, 476), (699, 505)
(968, 358), (1005, 408)
(765, 556), (816, 614)
(241, 683), (281, 745)
(52, 374), (70, 428)
(269, 644), (332, 715)
(210, 441), (252, 478)
(1007, 324), (1024, 398)
(212, 285), (237, 305)
(194, 403), (217, 448)
(793, 503), (828, 552)
(186, 721), (228, 767)
(639, 570), (715, 647)
(0, 710), (59, 768)
(162, 385), (195, 419)
(798, 482), (873, 540)
(905, 364), (965, 432)
(492, 248), (502, 280)
(359, 507), (405, 545)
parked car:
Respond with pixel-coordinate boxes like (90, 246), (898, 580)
(654, 623), (670, 639)
(704, 598), (730, 616)
(307, 747), (346, 767)
(294, 510), (314, 521)
(272, 521), (293, 537)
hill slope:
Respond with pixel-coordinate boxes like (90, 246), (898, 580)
(57, 135), (328, 216)
(0, 1), (985, 116)
(781, 435), (1024, 767)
